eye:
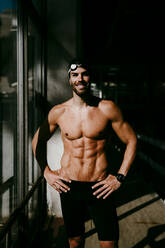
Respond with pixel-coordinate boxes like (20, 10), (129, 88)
(82, 71), (89, 77)
(72, 73), (78, 77)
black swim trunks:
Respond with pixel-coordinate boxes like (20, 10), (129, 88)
(60, 180), (119, 241)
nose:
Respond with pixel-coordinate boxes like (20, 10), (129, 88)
(77, 73), (83, 81)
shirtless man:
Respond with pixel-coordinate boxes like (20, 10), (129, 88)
(32, 58), (137, 248)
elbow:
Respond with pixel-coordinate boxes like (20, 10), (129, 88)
(132, 134), (137, 154)
(127, 133), (137, 152)
(32, 137), (37, 156)
(32, 129), (39, 156)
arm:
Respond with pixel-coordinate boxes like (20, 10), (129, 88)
(32, 107), (71, 192)
(92, 101), (137, 198)
(32, 116), (56, 172)
(111, 106), (137, 176)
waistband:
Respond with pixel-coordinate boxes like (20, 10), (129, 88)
(63, 179), (100, 189)
(61, 179), (115, 200)
(71, 179), (97, 185)
(63, 179), (101, 194)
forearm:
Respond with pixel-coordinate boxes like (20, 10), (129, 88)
(118, 139), (137, 176)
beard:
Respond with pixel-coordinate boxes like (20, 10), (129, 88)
(71, 82), (91, 97)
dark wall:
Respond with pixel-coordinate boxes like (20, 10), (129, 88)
(47, 0), (78, 105)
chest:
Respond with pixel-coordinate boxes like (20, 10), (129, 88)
(57, 108), (110, 139)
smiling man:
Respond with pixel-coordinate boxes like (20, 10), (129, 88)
(32, 58), (137, 248)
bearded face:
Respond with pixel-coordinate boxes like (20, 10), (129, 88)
(69, 67), (91, 97)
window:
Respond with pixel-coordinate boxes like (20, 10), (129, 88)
(0, 0), (17, 225)
(0, 0), (46, 246)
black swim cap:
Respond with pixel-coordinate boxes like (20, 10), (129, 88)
(68, 58), (90, 74)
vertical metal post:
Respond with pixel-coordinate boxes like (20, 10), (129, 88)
(24, 14), (29, 201)
(5, 233), (8, 248)
(17, 0), (26, 204)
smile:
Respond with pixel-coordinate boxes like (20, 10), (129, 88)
(76, 84), (86, 89)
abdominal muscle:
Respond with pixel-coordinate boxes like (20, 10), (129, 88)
(59, 136), (108, 182)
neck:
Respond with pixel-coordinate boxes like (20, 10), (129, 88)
(72, 92), (89, 107)
(72, 91), (101, 107)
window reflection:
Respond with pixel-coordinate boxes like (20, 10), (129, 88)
(0, 0), (17, 224)
(27, 17), (43, 218)
(0, 1), (46, 246)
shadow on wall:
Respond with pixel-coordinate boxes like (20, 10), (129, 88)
(47, 0), (77, 105)
(47, 128), (63, 217)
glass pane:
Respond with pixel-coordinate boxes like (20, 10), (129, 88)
(27, 17), (43, 196)
(0, 0), (17, 224)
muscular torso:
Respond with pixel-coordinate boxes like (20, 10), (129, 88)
(55, 99), (112, 181)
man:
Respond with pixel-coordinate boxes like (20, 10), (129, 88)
(32, 58), (137, 248)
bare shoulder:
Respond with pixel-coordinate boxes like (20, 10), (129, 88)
(99, 100), (123, 121)
(48, 99), (72, 124)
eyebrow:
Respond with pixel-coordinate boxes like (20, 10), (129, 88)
(71, 72), (78, 75)
(71, 71), (89, 75)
